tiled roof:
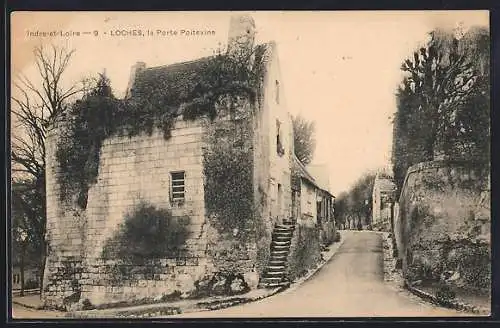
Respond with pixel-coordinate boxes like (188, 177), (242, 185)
(292, 155), (317, 186)
(128, 43), (272, 115)
(129, 56), (214, 112)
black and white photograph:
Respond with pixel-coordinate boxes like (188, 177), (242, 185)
(9, 10), (491, 319)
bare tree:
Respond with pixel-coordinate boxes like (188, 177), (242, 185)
(11, 44), (87, 296)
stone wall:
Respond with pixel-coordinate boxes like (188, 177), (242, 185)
(202, 100), (259, 283)
(395, 160), (490, 291)
(80, 258), (205, 307)
(43, 123), (87, 309)
(287, 220), (322, 281)
(43, 119), (213, 309)
(85, 119), (206, 262)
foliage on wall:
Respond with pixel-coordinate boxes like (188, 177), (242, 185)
(288, 225), (321, 281)
(203, 120), (254, 234)
(55, 44), (270, 209)
(101, 201), (189, 263)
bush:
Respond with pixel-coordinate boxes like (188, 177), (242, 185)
(334, 231), (341, 243)
(436, 285), (456, 302)
(102, 201), (189, 262)
(81, 298), (95, 310)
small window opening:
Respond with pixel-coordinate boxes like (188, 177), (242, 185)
(275, 80), (280, 104)
(276, 119), (285, 156)
(171, 171), (185, 202)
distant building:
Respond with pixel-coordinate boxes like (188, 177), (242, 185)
(292, 157), (336, 244)
(372, 170), (396, 232)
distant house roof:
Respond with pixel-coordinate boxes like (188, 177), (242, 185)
(307, 164), (331, 193)
(292, 155), (318, 187)
(292, 156), (334, 198)
(375, 175), (396, 193)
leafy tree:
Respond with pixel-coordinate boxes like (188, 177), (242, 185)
(392, 26), (490, 193)
(292, 115), (316, 165)
(335, 172), (377, 229)
(12, 179), (44, 295)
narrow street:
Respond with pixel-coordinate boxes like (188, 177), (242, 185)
(170, 231), (467, 318)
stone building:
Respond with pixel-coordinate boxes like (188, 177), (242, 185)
(42, 14), (321, 309)
(291, 157), (336, 245)
(371, 171), (396, 232)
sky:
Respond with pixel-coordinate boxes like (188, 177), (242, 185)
(11, 11), (489, 195)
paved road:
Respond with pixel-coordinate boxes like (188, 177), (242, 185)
(171, 231), (468, 318)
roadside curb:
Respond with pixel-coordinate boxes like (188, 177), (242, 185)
(68, 287), (284, 318)
(378, 231), (490, 316)
(280, 230), (347, 296)
(405, 282), (490, 316)
(12, 300), (43, 311)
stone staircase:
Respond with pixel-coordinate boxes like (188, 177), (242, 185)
(258, 223), (295, 288)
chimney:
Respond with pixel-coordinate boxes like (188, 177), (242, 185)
(227, 14), (256, 59)
(125, 61), (146, 98)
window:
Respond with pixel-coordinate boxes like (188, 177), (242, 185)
(277, 183), (283, 216)
(170, 171), (185, 202)
(275, 80), (280, 104)
(276, 119), (285, 156)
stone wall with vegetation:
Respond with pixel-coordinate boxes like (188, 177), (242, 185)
(395, 160), (490, 294)
(43, 119), (212, 309)
(202, 97), (260, 291)
(287, 220), (322, 281)
(43, 126), (87, 310)
(42, 43), (283, 309)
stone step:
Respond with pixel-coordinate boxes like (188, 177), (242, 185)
(275, 224), (295, 229)
(269, 254), (288, 260)
(271, 247), (289, 252)
(264, 271), (285, 276)
(266, 265), (286, 271)
(271, 240), (292, 246)
(273, 236), (292, 242)
(270, 251), (289, 257)
(258, 281), (289, 289)
(260, 276), (283, 283)
(273, 229), (293, 233)
(272, 243), (291, 248)
(261, 281), (290, 288)
(273, 228), (294, 233)
(273, 235), (292, 240)
(269, 261), (286, 266)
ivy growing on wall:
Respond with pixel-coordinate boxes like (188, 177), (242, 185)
(55, 44), (270, 209)
(203, 120), (255, 235)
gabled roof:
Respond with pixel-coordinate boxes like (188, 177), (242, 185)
(307, 164), (331, 193)
(292, 155), (318, 187)
(292, 155), (334, 198)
